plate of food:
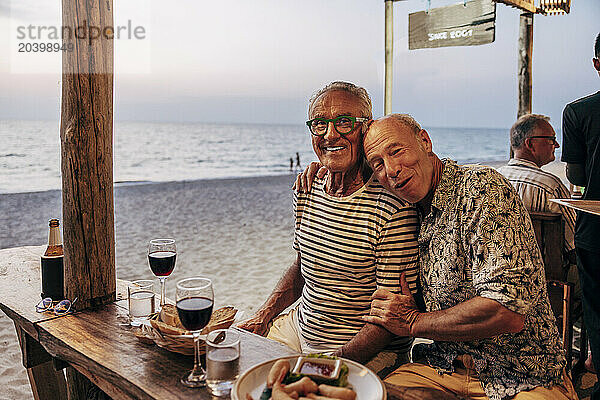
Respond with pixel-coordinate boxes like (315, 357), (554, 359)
(232, 354), (386, 400)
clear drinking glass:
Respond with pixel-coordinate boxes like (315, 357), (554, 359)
(206, 329), (240, 397)
(176, 277), (214, 388)
(148, 238), (176, 309)
(127, 280), (155, 326)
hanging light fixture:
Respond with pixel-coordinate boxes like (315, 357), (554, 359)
(493, 1), (536, 14)
(539, 0), (571, 14)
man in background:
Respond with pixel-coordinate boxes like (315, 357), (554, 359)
(498, 114), (576, 270)
(562, 32), (600, 399)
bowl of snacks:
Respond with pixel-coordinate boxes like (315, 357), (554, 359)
(232, 354), (386, 400)
(134, 304), (238, 355)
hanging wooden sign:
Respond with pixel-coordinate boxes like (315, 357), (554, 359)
(409, 0), (496, 50)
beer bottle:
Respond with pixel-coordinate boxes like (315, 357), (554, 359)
(41, 218), (64, 300)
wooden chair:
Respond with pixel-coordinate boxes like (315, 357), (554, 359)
(529, 211), (567, 281)
(528, 211), (586, 374)
(547, 280), (574, 367)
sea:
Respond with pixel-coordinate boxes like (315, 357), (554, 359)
(0, 119), (542, 194)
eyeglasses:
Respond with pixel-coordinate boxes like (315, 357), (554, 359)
(529, 136), (558, 145)
(306, 116), (369, 136)
(36, 297), (78, 315)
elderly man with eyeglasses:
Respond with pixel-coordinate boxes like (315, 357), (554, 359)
(498, 114), (576, 267)
(238, 82), (419, 376)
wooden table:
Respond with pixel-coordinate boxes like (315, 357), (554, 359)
(550, 199), (600, 216)
(0, 246), (298, 399)
(0, 246), (456, 400)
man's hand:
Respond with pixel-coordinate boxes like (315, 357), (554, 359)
(362, 273), (422, 337)
(238, 254), (303, 337)
(236, 313), (271, 337)
(293, 162), (327, 193)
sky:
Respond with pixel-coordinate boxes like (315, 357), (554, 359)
(0, 0), (598, 129)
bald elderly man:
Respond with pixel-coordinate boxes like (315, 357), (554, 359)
(361, 114), (577, 400)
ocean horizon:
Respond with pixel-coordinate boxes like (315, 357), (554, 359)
(1, 119), (559, 195)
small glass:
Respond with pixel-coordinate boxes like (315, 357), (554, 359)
(128, 280), (155, 325)
(176, 277), (214, 388)
(572, 185), (585, 199)
(206, 329), (240, 397)
(148, 238), (177, 309)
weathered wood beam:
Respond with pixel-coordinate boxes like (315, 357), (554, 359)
(60, 0), (115, 310)
(512, 11), (533, 158)
(517, 12), (533, 118)
(384, 0), (394, 115)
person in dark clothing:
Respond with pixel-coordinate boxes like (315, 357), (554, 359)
(562, 32), (600, 399)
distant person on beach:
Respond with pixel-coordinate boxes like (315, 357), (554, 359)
(289, 157), (294, 172)
(497, 114), (576, 268)
(295, 152), (301, 170)
(562, 32), (600, 394)
(238, 82), (419, 376)
(359, 114), (576, 399)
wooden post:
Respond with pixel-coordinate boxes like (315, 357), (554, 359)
(517, 12), (533, 117)
(384, 0), (394, 115)
(514, 11), (533, 157)
(60, 0), (115, 310)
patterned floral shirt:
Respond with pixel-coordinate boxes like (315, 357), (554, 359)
(413, 160), (566, 400)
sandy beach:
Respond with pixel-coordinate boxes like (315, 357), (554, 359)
(0, 161), (571, 399)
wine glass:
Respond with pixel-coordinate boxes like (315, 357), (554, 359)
(148, 238), (176, 309)
(176, 277), (214, 388)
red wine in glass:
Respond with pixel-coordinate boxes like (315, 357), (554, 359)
(176, 277), (214, 388)
(148, 239), (176, 309)
(148, 251), (176, 276)
(176, 297), (213, 331)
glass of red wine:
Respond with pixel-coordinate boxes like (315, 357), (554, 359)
(148, 238), (177, 309)
(176, 277), (214, 388)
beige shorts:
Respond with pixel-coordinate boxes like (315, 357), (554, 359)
(385, 356), (578, 400)
(266, 307), (409, 377)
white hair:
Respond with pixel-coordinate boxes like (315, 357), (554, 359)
(308, 81), (373, 119)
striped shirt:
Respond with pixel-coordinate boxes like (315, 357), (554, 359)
(293, 174), (419, 354)
(497, 158), (575, 252)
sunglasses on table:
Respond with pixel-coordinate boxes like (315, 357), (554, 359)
(35, 297), (78, 315)
(306, 116), (370, 136)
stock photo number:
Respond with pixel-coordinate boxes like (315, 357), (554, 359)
(18, 42), (74, 53)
